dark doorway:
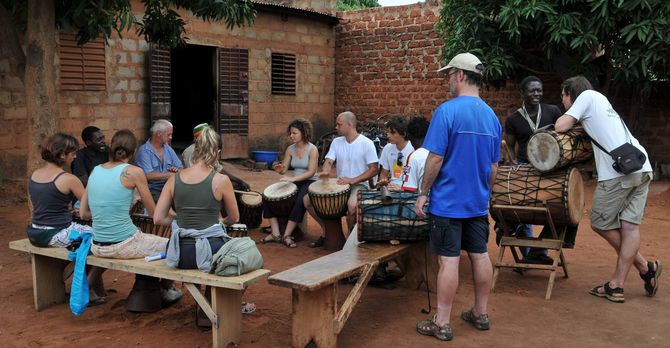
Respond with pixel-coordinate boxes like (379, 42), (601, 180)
(170, 44), (217, 152)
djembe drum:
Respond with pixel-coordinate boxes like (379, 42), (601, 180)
(490, 164), (584, 227)
(262, 182), (298, 218)
(357, 190), (429, 242)
(527, 125), (593, 172)
(131, 214), (172, 238)
(236, 191), (263, 229)
(307, 179), (351, 220)
(308, 179), (351, 250)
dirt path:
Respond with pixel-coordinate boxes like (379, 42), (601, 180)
(0, 164), (668, 347)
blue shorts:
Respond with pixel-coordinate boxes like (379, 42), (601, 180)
(429, 215), (489, 257)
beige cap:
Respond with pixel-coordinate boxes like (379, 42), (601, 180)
(437, 53), (484, 75)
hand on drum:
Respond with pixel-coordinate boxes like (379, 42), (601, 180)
(414, 195), (428, 219)
(337, 177), (354, 185)
(279, 176), (295, 183)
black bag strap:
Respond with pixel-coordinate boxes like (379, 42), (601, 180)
(589, 117), (632, 155)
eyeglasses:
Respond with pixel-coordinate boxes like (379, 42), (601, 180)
(396, 152), (404, 167)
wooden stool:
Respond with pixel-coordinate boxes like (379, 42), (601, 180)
(490, 205), (569, 300)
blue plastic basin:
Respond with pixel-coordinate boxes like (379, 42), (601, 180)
(251, 150), (278, 163)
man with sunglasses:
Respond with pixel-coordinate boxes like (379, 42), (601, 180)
(414, 53), (501, 341)
(378, 116), (415, 191)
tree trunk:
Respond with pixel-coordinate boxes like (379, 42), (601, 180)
(25, 0), (58, 174)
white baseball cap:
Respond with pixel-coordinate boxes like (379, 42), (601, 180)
(437, 52), (484, 75)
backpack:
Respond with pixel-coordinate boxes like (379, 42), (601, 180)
(210, 237), (264, 276)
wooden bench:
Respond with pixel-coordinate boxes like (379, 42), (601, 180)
(268, 228), (422, 348)
(9, 238), (270, 348)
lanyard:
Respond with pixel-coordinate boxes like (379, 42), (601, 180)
(519, 104), (542, 132)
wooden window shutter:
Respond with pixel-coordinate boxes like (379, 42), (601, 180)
(149, 44), (171, 122)
(58, 33), (106, 91)
(271, 53), (296, 95)
(219, 48), (249, 135)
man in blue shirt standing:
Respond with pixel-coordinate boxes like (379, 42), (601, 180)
(414, 53), (501, 341)
(135, 119), (183, 202)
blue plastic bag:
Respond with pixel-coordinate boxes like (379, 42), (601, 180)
(67, 229), (92, 317)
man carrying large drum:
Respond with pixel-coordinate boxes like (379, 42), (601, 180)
(555, 76), (661, 303)
(503, 76), (563, 264)
(414, 53), (501, 341)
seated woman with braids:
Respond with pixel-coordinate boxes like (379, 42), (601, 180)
(26, 132), (105, 304)
(80, 129), (182, 312)
(153, 126), (256, 316)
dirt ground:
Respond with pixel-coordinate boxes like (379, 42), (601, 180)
(0, 162), (668, 347)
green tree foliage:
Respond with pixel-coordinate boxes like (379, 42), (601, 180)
(438, 0), (670, 93)
(1, 0), (256, 47)
(337, 0), (380, 12)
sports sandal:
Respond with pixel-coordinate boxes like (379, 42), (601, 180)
(640, 260), (662, 297)
(284, 235), (297, 248)
(258, 233), (281, 244)
(309, 236), (325, 248)
(460, 308), (490, 330)
(589, 282), (625, 303)
(242, 302), (256, 314)
(416, 314), (453, 341)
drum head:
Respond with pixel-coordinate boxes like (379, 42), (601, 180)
(240, 191), (262, 206)
(566, 167), (584, 225)
(308, 178), (350, 195)
(527, 132), (560, 172)
(263, 182), (298, 200)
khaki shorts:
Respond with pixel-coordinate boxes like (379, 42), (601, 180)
(91, 229), (168, 259)
(591, 172), (652, 230)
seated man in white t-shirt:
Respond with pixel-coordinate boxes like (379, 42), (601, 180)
(377, 116), (415, 191)
(306, 111), (379, 247)
(400, 116), (430, 192)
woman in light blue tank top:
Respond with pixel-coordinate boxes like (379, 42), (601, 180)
(80, 129), (178, 312)
(259, 119), (318, 248)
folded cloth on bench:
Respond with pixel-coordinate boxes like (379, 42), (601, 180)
(90, 229), (167, 259)
(211, 237), (263, 276)
(166, 222), (230, 272)
(67, 229), (92, 316)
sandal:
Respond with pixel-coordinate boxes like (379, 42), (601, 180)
(284, 235), (297, 248)
(589, 282), (625, 303)
(639, 260), (662, 297)
(242, 302), (256, 314)
(416, 314), (453, 341)
(309, 236), (325, 248)
(258, 233), (281, 244)
(460, 308), (490, 330)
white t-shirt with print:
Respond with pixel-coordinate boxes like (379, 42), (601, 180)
(565, 90), (651, 181)
(326, 134), (379, 188)
(401, 148), (429, 191)
(379, 141), (415, 187)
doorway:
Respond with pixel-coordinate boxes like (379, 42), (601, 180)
(170, 44), (217, 152)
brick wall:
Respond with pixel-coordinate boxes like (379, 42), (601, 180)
(334, 2), (669, 167)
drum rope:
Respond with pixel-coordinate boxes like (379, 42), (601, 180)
(505, 165), (524, 224)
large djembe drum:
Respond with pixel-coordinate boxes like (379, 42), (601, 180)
(357, 190), (429, 242)
(307, 179), (351, 250)
(262, 182), (298, 218)
(490, 164), (584, 227)
(526, 125), (593, 172)
(235, 191), (263, 229)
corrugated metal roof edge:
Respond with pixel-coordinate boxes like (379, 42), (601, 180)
(253, 1), (339, 25)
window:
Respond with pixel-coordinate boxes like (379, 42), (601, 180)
(271, 53), (296, 95)
(58, 33), (106, 91)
